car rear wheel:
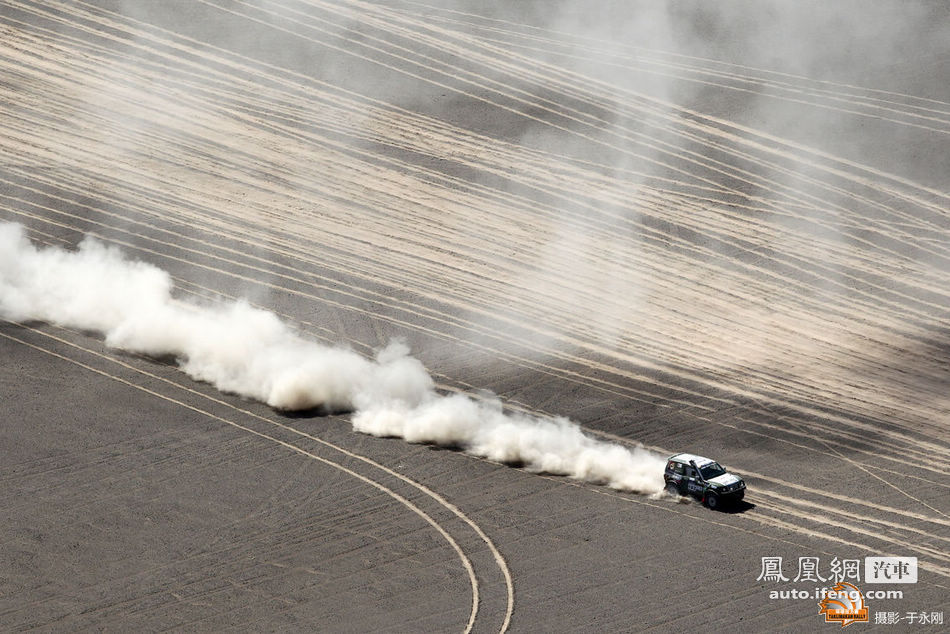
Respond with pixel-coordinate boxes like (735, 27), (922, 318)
(665, 482), (681, 496)
(705, 493), (720, 509)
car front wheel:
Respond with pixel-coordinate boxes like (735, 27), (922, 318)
(705, 493), (720, 509)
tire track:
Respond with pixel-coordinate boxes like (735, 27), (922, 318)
(1, 324), (514, 633)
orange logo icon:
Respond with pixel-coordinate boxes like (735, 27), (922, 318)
(818, 582), (869, 627)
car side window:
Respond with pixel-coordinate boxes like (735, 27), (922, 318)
(684, 467), (694, 478)
(670, 462), (684, 475)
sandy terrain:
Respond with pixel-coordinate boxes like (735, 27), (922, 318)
(1, 1), (948, 630)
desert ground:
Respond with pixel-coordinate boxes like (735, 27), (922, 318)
(1, 1), (948, 631)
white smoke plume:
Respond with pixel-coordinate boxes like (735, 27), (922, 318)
(0, 222), (665, 494)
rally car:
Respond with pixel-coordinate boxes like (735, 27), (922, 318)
(664, 453), (745, 509)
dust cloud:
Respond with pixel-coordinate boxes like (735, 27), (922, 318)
(0, 221), (665, 494)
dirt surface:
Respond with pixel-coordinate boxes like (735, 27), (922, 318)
(1, 1), (948, 631)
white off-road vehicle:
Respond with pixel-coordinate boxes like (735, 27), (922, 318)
(664, 453), (745, 509)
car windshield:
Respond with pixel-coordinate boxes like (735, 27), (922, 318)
(699, 463), (726, 480)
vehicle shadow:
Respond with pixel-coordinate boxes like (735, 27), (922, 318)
(717, 500), (756, 514)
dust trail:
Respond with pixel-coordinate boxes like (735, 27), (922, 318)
(0, 221), (665, 494)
